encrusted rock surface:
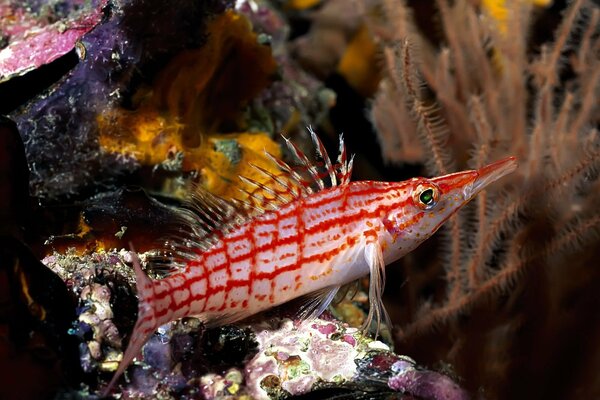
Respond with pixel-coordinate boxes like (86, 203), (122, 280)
(44, 250), (468, 399)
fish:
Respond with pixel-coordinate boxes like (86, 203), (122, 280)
(104, 130), (517, 394)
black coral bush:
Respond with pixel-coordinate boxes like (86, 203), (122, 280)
(365, 0), (600, 397)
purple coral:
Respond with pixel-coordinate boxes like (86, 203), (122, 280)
(389, 359), (469, 400)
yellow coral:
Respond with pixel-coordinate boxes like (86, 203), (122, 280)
(194, 132), (282, 200)
(97, 9), (283, 202)
(151, 9), (277, 133)
(286, 0), (321, 10)
(480, 0), (553, 73)
(98, 111), (186, 166)
(98, 108), (282, 201)
(336, 24), (381, 97)
(482, 0), (553, 33)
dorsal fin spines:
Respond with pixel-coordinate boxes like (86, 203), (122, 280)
(248, 162), (296, 193)
(236, 186), (271, 212)
(264, 151), (314, 195)
(344, 154), (355, 185)
(336, 134), (347, 179)
(283, 135), (326, 190)
(238, 175), (293, 205)
(336, 134), (353, 185)
(231, 195), (262, 214)
(176, 188), (247, 245)
(187, 191), (232, 234)
(308, 126), (337, 187)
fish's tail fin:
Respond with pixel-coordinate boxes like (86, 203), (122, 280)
(102, 251), (157, 396)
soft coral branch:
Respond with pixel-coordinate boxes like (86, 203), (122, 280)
(364, 0), (600, 396)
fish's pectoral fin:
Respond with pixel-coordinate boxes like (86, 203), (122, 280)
(333, 280), (361, 305)
(364, 242), (391, 338)
(295, 285), (341, 322)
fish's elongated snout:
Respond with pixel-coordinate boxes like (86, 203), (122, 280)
(470, 156), (518, 196)
(431, 156), (518, 200)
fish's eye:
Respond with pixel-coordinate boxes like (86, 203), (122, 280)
(420, 189), (434, 205)
(413, 183), (440, 210)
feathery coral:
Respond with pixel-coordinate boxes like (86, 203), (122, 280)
(365, 0), (600, 396)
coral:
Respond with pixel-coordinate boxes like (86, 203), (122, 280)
(44, 248), (468, 399)
(287, 0), (379, 93)
(199, 134), (282, 200)
(5, 0), (334, 201)
(97, 104), (285, 200)
(0, 0), (107, 82)
(481, 0), (553, 34)
(364, 0), (600, 397)
(149, 9), (278, 132)
(336, 24), (381, 97)
(388, 358), (468, 400)
(8, 0), (228, 199)
(280, 0), (381, 97)
(234, 0), (338, 138)
(44, 187), (185, 254)
(284, 0), (322, 10)
(245, 319), (364, 397)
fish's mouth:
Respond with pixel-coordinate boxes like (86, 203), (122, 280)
(468, 156), (518, 197)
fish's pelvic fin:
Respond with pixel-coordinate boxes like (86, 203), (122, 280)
(364, 242), (391, 338)
(296, 285), (341, 322)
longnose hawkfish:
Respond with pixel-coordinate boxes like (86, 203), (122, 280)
(104, 130), (517, 394)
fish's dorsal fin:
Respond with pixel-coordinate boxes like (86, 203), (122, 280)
(237, 131), (353, 212)
(164, 189), (257, 264)
(284, 130), (353, 192)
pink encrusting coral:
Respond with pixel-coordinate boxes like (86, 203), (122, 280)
(0, 0), (107, 82)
